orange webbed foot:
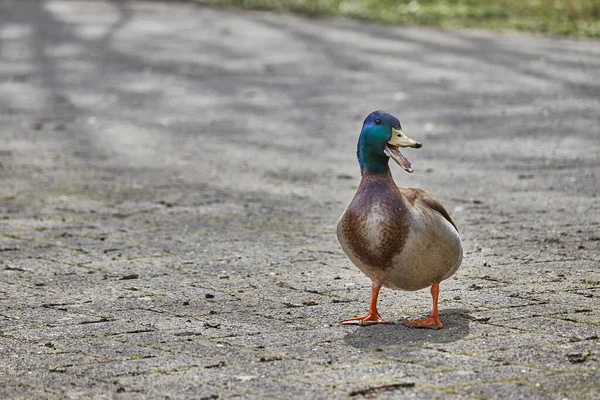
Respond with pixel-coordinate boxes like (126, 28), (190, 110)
(403, 316), (443, 330)
(403, 282), (444, 329)
(341, 313), (392, 326)
(342, 282), (392, 326)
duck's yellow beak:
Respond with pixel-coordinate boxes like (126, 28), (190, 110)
(385, 128), (422, 173)
(388, 128), (422, 148)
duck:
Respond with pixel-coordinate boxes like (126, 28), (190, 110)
(337, 110), (462, 329)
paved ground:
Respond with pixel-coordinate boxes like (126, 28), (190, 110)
(1, 1), (599, 399)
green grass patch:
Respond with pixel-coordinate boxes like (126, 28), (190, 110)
(196, 0), (600, 37)
(583, 279), (599, 285)
(1, 233), (25, 240)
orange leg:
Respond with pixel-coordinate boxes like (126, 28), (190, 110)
(342, 282), (391, 325)
(404, 282), (443, 329)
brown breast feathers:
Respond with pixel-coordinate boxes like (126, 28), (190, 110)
(341, 172), (410, 271)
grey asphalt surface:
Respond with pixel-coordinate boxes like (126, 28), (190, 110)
(1, 1), (599, 399)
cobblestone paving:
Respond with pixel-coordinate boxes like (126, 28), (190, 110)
(0, 1), (599, 398)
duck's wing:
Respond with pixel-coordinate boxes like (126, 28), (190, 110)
(403, 188), (459, 232)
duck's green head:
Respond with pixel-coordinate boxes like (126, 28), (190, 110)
(357, 110), (422, 174)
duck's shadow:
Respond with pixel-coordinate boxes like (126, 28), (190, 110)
(343, 309), (471, 348)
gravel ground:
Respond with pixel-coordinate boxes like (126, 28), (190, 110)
(0, 1), (599, 399)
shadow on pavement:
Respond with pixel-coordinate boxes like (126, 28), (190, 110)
(343, 308), (471, 348)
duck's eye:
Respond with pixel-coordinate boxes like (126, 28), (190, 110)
(374, 119), (382, 125)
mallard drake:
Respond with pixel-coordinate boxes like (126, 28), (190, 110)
(337, 111), (462, 329)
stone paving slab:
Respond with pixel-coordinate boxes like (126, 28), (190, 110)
(0, 0), (599, 398)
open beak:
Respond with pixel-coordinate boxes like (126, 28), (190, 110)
(384, 127), (422, 173)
